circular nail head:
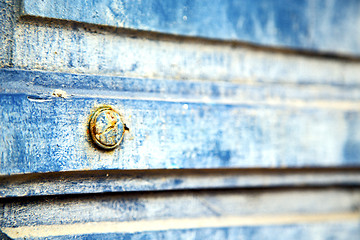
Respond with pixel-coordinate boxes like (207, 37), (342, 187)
(89, 107), (125, 150)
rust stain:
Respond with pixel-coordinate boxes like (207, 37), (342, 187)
(88, 105), (126, 151)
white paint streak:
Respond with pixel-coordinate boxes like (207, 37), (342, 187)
(72, 93), (360, 111)
(2, 212), (359, 238)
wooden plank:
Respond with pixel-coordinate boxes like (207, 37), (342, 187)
(10, 16), (360, 84)
(21, 0), (360, 56)
(7, 222), (358, 240)
(3, 218), (360, 240)
(1, 169), (360, 198)
(1, 69), (360, 174)
(1, 188), (360, 238)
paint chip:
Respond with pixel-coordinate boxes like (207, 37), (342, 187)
(52, 89), (69, 98)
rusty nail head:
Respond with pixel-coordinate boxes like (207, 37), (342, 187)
(89, 106), (125, 150)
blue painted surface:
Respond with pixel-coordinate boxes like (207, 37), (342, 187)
(1, 189), (359, 239)
(1, 1), (359, 238)
(21, 0), (360, 56)
(39, 224), (360, 240)
(2, 189), (357, 227)
(1, 68), (360, 174)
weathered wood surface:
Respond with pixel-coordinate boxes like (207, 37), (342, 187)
(0, 1), (358, 176)
(1, 68), (360, 174)
(1, 0), (360, 84)
(21, 223), (360, 240)
(1, 169), (360, 198)
(21, 0), (360, 57)
(8, 17), (360, 83)
(1, 188), (360, 239)
(0, 0), (17, 68)
(0, 1), (359, 239)
(1, 0), (360, 175)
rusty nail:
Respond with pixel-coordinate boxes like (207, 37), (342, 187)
(89, 106), (125, 150)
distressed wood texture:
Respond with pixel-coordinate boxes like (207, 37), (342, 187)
(0, 1), (359, 239)
(1, 68), (360, 174)
(0, 0), (19, 68)
(21, 0), (360, 57)
(10, 17), (360, 83)
(1, 0), (359, 85)
(21, 223), (360, 240)
(1, 188), (360, 239)
(1, 169), (360, 198)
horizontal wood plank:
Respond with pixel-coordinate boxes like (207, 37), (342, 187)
(1, 188), (360, 238)
(21, 0), (360, 56)
(1, 69), (360, 174)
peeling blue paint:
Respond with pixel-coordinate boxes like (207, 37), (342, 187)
(1, 189), (359, 239)
(1, 0), (360, 238)
(1, 69), (360, 174)
(39, 224), (360, 240)
(21, 0), (360, 56)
